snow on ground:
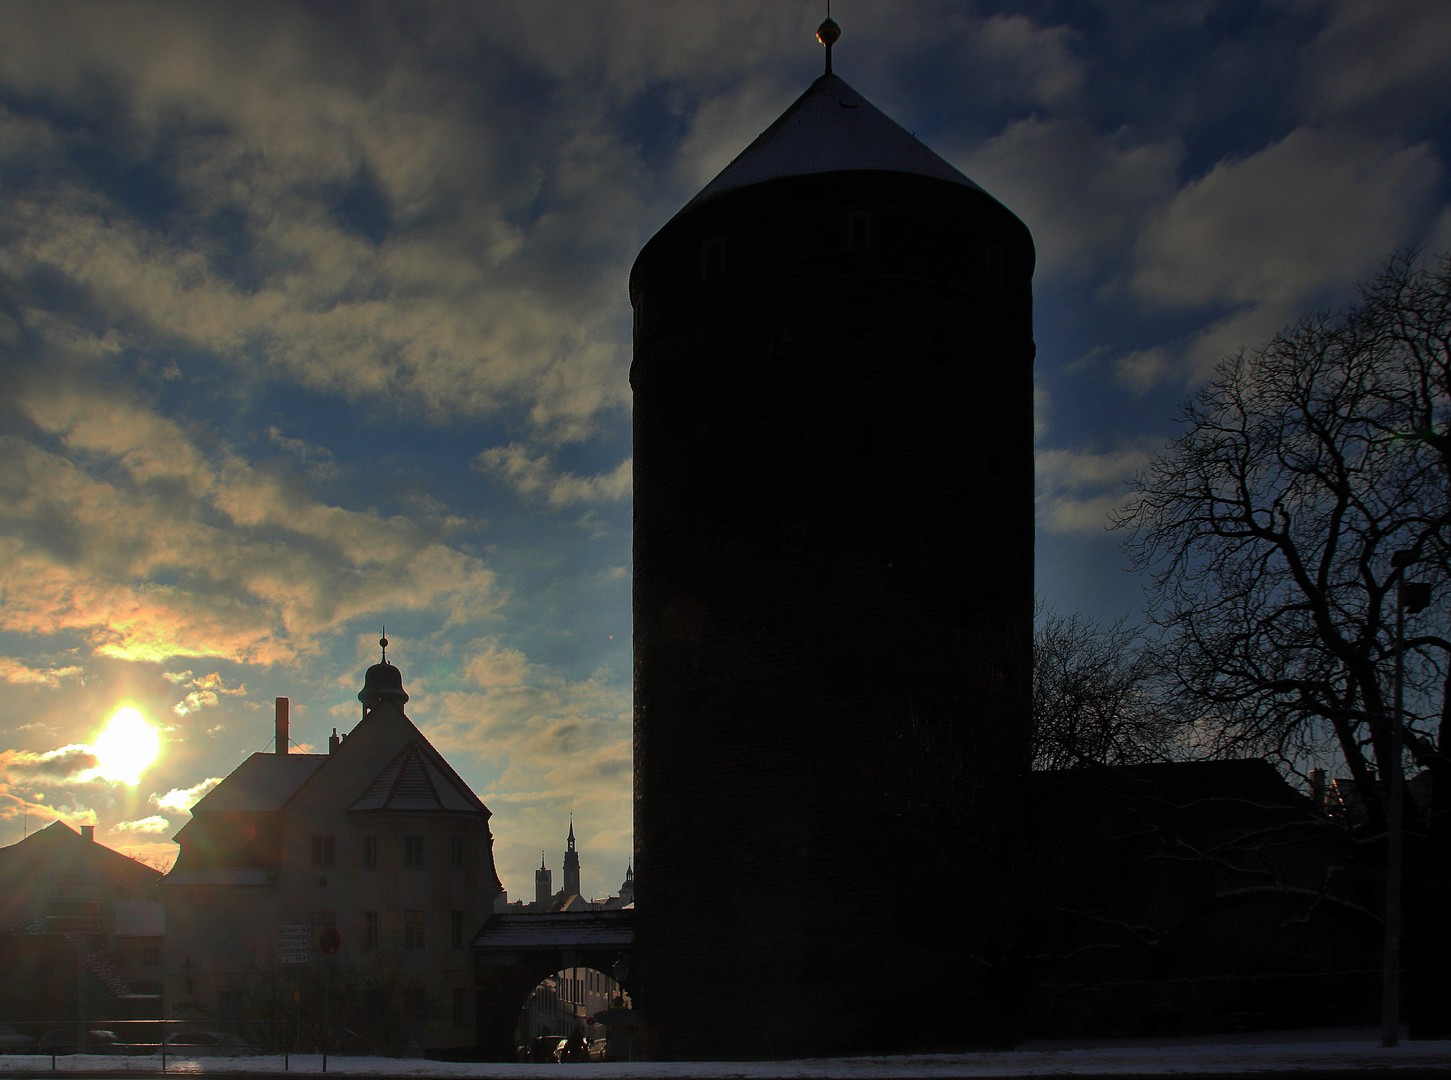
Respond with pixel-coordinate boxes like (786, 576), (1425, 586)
(2, 1031), (1448, 1077)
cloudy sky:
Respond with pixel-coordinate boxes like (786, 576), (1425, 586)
(2, 0), (1450, 900)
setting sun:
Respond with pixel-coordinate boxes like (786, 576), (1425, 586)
(92, 706), (161, 786)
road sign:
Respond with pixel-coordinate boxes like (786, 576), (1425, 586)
(278, 936), (309, 950)
(278, 924), (308, 935)
(317, 927), (342, 956)
(277, 950), (309, 965)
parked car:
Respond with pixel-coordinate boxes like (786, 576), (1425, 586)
(0, 1025), (36, 1053)
(528, 1034), (567, 1063)
(38, 1028), (127, 1054)
(161, 1031), (254, 1056)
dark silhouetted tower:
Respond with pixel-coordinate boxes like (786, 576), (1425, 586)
(562, 816), (581, 898)
(631, 22), (1035, 1058)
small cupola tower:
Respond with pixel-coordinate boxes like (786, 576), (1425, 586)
(562, 816), (581, 898)
(359, 632), (410, 718)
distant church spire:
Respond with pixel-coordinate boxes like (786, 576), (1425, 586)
(562, 814), (581, 898)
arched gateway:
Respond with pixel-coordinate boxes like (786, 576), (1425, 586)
(472, 909), (634, 1061)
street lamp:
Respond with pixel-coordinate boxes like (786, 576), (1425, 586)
(1382, 551), (1430, 1048)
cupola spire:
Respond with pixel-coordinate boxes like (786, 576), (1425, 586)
(358, 627), (409, 715)
(816, 10), (840, 76)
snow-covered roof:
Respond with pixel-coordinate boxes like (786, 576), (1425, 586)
(188, 752), (326, 813)
(681, 72), (987, 215)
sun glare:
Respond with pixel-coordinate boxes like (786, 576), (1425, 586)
(93, 706), (161, 786)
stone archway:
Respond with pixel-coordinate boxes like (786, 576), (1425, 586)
(472, 909), (634, 1061)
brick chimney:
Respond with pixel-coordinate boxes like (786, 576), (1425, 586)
(81, 825), (95, 842)
(275, 697), (289, 755)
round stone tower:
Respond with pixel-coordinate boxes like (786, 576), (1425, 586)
(630, 24), (1035, 1058)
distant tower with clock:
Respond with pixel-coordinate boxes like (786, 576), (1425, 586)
(630, 19), (1036, 1058)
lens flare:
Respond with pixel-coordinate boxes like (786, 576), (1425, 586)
(92, 706), (161, 786)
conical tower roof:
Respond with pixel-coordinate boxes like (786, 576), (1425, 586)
(678, 71), (992, 217)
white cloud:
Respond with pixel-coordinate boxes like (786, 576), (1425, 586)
(972, 13), (1084, 111)
(1036, 445), (1155, 537)
(476, 443), (632, 509)
(1132, 128), (1440, 312)
(113, 815), (172, 834)
(961, 117), (1182, 283)
(152, 778), (222, 812)
(172, 672), (247, 716)
(1112, 347), (1175, 395)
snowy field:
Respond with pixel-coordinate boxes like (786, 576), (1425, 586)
(2, 1031), (1449, 1078)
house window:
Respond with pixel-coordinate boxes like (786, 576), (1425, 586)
(363, 911), (378, 950)
(451, 910), (464, 949)
(450, 836), (465, 868)
(403, 835), (424, 867)
(452, 987), (467, 1027)
(311, 836), (335, 867)
(404, 910), (425, 949)
(142, 945), (160, 966)
(363, 835), (378, 870)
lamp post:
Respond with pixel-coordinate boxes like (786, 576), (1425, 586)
(1382, 551), (1431, 1048)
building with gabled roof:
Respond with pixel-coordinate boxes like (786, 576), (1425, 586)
(0, 821), (164, 1024)
(160, 641), (504, 1055)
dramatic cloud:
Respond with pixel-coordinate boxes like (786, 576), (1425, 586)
(475, 444), (632, 509)
(0, 657), (85, 688)
(0, 745), (99, 783)
(1, 0), (1447, 890)
(0, 380), (501, 665)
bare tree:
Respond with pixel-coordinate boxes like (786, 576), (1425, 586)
(1114, 251), (1451, 830)
(1031, 607), (1188, 770)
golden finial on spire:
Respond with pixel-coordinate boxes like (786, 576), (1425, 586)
(817, 6), (840, 77)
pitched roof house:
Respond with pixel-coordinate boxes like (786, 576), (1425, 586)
(0, 821), (164, 1023)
